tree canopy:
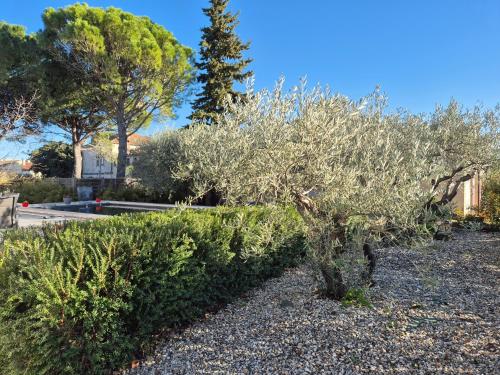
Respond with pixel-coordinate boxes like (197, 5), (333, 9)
(30, 141), (74, 178)
(176, 79), (441, 298)
(41, 3), (195, 177)
(37, 27), (110, 178)
(0, 22), (40, 141)
(175, 78), (500, 298)
(190, 0), (252, 124)
(426, 101), (500, 208)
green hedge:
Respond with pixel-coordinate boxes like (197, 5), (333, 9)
(0, 206), (305, 374)
(10, 177), (71, 203)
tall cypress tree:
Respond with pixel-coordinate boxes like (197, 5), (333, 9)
(191, 0), (252, 124)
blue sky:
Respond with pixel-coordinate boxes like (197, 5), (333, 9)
(1, 0), (500, 157)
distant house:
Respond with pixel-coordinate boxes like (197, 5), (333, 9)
(81, 134), (150, 178)
(0, 160), (34, 176)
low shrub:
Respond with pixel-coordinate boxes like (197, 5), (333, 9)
(482, 168), (500, 224)
(0, 206), (306, 374)
(98, 181), (192, 204)
(452, 208), (464, 221)
(9, 177), (69, 203)
(98, 184), (157, 203)
(463, 211), (486, 223)
(340, 287), (372, 308)
(0, 171), (15, 189)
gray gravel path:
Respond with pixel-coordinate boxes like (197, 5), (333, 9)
(124, 231), (499, 374)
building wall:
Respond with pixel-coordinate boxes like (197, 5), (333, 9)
(81, 149), (116, 178)
(434, 172), (482, 215)
(462, 172), (482, 215)
(462, 180), (471, 213)
(81, 143), (141, 179)
(0, 161), (22, 174)
(0, 160), (33, 176)
(451, 183), (465, 212)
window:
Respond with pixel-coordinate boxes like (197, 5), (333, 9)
(96, 156), (105, 167)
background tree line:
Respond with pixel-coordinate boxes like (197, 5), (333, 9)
(0, 0), (251, 178)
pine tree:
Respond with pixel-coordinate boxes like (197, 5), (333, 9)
(191, 0), (252, 124)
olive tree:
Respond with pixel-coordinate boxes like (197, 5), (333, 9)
(132, 130), (191, 201)
(175, 79), (438, 299)
(426, 101), (500, 209)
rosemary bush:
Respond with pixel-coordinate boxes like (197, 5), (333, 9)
(0, 206), (305, 374)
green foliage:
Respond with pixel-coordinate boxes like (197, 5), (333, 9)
(482, 168), (500, 224)
(190, 0), (252, 124)
(11, 177), (68, 203)
(30, 141), (74, 177)
(0, 22), (40, 140)
(1, 17), (109, 177)
(415, 204), (453, 238)
(91, 132), (117, 163)
(41, 3), (195, 178)
(341, 288), (372, 308)
(0, 22), (33, 84)
(427, 100), (500, 207)
(131, 130), (193, 202)
(0, 206), (306, 374)
(99, 184), (156, 203)
(98, 183), (192, 205)
(36, 30), (110, 178)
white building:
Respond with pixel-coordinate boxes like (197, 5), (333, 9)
(0, 160), (34, 176)
(81, 134), (149, 178)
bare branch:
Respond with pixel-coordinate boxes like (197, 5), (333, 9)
(0, 92), (39, 141)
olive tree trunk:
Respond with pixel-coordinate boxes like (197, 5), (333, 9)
(320, 264), (347, 300)
(363, 243), (376, 285)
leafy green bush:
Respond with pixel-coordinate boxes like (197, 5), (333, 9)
(98, 184), (156, 202)
(482, 168), (500, 224)
(10, 177), (70, 203)
(0, 206), (305, 374)
(131, 130), (194, 202)
(98, 183), (185, 204)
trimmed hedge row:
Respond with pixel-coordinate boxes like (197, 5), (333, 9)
(0, 206), (306, 374)
(10, 177), (69, 203)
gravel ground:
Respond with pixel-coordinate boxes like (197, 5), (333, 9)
(124, 231), (499, 374)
